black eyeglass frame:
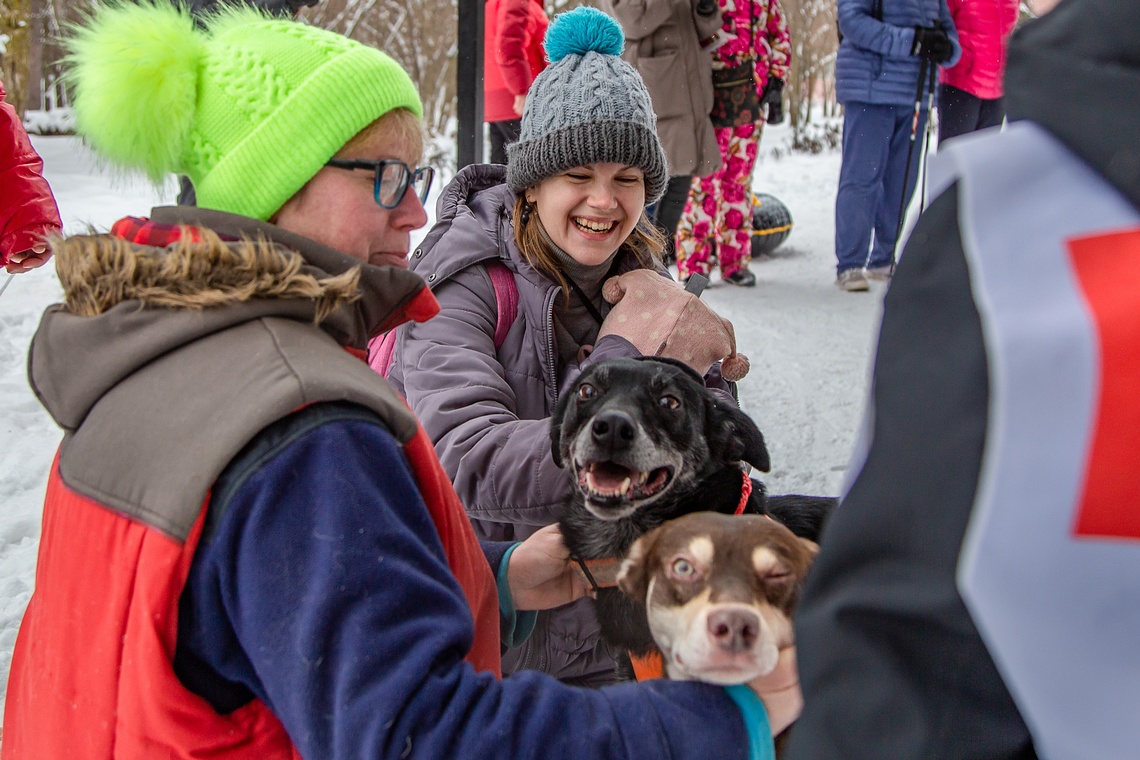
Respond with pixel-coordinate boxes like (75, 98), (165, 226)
(325, 158), (435, 209)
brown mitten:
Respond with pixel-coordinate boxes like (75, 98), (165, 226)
(597, 270), (750, 381)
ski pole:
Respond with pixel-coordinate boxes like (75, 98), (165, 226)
(886, 53), (932, 274)
(919, 58), (938, 213)
(0, 273), (14, 299)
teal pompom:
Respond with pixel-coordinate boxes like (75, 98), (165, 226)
(544, 6), (624, 63)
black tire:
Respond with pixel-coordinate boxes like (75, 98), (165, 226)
(751, 193), (793, 257)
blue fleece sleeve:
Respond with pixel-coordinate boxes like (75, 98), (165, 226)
(178, 415), (754, 760)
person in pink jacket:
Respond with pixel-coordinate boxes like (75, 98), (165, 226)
(938, 0), (1019, 143)
(1, 79), (61, 274)
(484, 0), (549, 164)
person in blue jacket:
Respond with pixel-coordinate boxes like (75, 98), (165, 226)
(832, 0), (960, 291)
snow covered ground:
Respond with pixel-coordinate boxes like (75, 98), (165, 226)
(0, 123), (887, 712)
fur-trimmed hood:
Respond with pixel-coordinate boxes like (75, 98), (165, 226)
(30, 206), (436, 433)
(54, 229), (362, 322)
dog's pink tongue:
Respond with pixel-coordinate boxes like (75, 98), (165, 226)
(589, 463), (631, 493)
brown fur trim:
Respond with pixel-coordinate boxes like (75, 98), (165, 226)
(53, 228), (361, 323)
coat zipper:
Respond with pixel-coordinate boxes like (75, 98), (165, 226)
(545, 286), (560, 404)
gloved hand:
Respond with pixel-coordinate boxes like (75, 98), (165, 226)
(761, 78), (784, 125)
(5, 243), (52, 274)
(597, 269), (750, 381)
(910, 25), (954, 64)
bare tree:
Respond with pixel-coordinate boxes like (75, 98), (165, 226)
(1, 0), (31, 115)
(302, 0), (461, 142)
(780, 0), (837, 129)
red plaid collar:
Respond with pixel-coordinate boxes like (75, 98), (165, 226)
(110, 216), (240, 247)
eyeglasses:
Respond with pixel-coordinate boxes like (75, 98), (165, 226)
(324, 158), (435, 209)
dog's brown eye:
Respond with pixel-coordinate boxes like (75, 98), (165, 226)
(671, 558), (696, 577)
(578, 383), (598, 400)
(658, 395), (680, 409)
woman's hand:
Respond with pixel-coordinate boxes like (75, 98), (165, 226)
(748, 646), (802, 736)
(5, 243), (52, 274)
(507, 524), (592, 610)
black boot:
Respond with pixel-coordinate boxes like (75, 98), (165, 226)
(724, 268), (756, 287)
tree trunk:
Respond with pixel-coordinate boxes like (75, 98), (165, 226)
(1, 0), (32, 117)
(26, 0), (43, 110)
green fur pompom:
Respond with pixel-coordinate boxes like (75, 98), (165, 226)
(65, 2), (206, 182)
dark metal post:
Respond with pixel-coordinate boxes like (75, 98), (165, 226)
(456, 0), (484, 168)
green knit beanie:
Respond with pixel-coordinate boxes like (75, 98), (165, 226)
(65, 2), (422, 221)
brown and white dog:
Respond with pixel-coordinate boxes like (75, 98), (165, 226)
(616, 511), (817, 685)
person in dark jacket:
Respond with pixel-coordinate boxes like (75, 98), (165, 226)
(2, 5), (782, 759)
(388, 7), (753, 691)
(1, 78), (61, 273)
(786, 1), (1140, 758)
(484, 0), (549, 164)
(832, 0), (960, 291)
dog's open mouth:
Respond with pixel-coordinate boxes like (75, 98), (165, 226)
(577, 461), (674, 505)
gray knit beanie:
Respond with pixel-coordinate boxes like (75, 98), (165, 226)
(506, 6), (668, 204)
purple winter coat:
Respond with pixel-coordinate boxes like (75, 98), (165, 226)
(388, 164), (650, 685)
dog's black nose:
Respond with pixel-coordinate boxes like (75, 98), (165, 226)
(707, 609), (760, 652)
(590, 410), (637, 453)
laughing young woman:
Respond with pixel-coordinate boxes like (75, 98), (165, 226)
(386, 7), (748, 687)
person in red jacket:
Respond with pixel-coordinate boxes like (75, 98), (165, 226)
(1, 79), (61, 274)
(3, 5), (788, 759)
(938, 0), (1019, 143)
(484, 0), (548, 164)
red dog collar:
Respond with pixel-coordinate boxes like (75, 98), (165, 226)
(735, 470), (753, 515)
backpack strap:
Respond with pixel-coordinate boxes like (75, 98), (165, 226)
(486, 259), (519, 350)
(368, 259), (519, 378)
(368, 329), (399, 378)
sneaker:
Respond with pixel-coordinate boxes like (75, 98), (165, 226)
(723, 268), (757, 287)
(836, 268), (869, 292)
(865, 264), (893, 281)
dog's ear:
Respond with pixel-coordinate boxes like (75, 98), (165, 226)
(798, 537), (820, 557)
(550, 383), (578, 468)
(617, 531), (658, 604)
(707, 398), (771, 473)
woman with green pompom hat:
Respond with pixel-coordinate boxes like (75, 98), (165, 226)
(387, 0), (772, 715)
(5, 3), (780, 760)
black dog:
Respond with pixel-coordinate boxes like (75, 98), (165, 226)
(552, 356), (835, 660)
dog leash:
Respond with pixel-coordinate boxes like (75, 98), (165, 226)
(572, 556), (623, 593)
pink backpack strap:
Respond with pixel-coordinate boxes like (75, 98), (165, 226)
(486, 259), (519, 351)
(368, 260), (518, 378)
(368, 330), (398, 378)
